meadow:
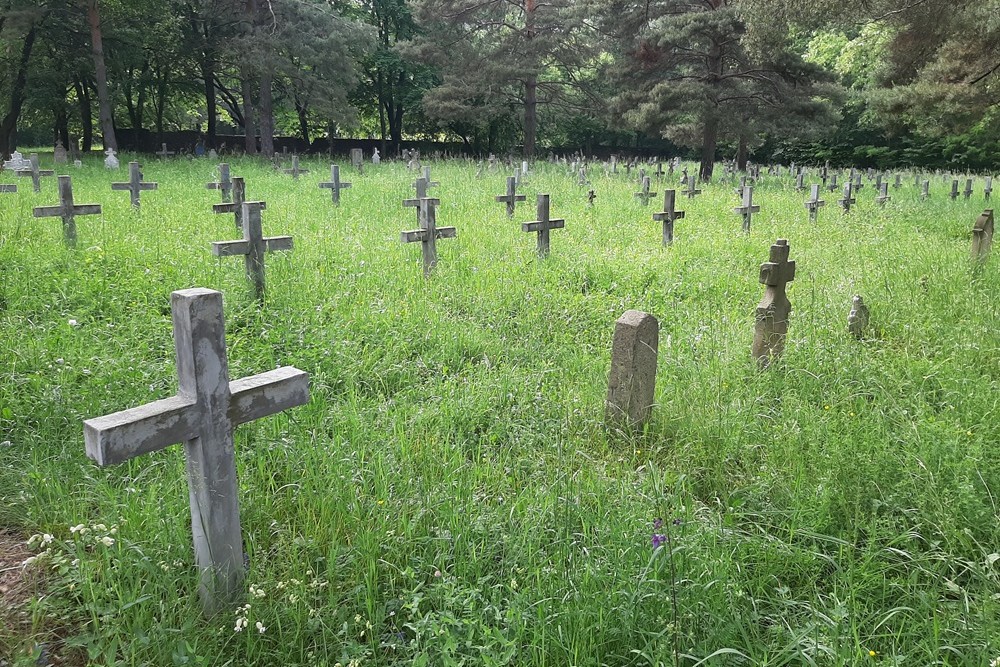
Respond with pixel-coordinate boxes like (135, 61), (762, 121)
(1, 154), (998, 666)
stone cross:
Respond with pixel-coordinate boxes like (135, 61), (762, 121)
(83, 287), (309, 616)
(653, 190), (684, 245)
(495, 176), (526, 217)
(950, 179), (960, 200)
(213, 177), (264, 229)
(587, 189), (597, 207)
(15, 153), (54, 192)
(32, 176), (102, 247)
(838, 182), (856, 213)
(577, 168), (589, 187)
(318, 165), (351, 204)
(350, 148), (364, 172)
(914, 173), (920, 187)
(752, 239), (795, 368)
(0, 183), (16, 193)
(847, 295), (870, 339)
(964, 178), (974, 199)
(212, 203), (292, 299)
(421, 166), (439, 189)
(804, 184), (825, 222)
(522, 194), (565, 257)
(734, 176), (747, 199)
(734, 186), (759, 234)
(894, 174), (901, 189)
(986, 176), (993, 201)
(605, 310), (658, 429)
(282, 155), (309, 179)
(821, 165), (828, 186)
(401, 197), (455, 277)
(206, 164), (233, 202)
(683, 175), (701, 199)
(921, 180), (930, 201)
(853, 173), (864, 192)
(875, 173), (883, 190)
(403, 177), (433, 223)
(876, 181), (891, 207)
(634, 176), (656, 205)
(156, 143), (175, 158)
(795, 172), (805, 192)
(971, 209), (994, 264)
(111, 161), (158, 209)
(827, 173), (839, 193)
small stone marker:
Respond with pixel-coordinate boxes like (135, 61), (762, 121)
(683, 175), (701, 199)
(104, 148), (119, 170)
(212, 202), (292, 299)
(950, 179), (960, 200)
(827, 173), (839, 193)
(752, 239), (796, 368)
(282, 155), (309, 179)
(213, 177), (264, 229)
(156, 143), (175, 159)
(921, 180), (931, 200)
(577, 168), (589, 187)
(971, 209), (994, 264)
(653, 189), (684, 245)
(964, 178), (974, 199)
(522, 194), (565, 257)
(876, 181), (890, 207)
(847, 295), (870, 339)
(804, 184), (825, 222)
(495, 176), (526, 217)
(53, 140), (68, 164)
(605, 310), (658, 429)
(985, 176), (993, 200)
(894, 174), (901, 189)
(734, 186), (759, 233)
(633, 176), (656, 205)
(401, 197), (455, 277)
(32, 175), (102, 247)
(351, 148), (364, 172)
(15, 153), (55, 192)
(83, 287), (309, 615)
(206, 163), (233, 202)
(318, 164), (351, 204)
(208, 149), (218, 160)
(372, 148), (380, 165)
(838, 182), (856, 213)
(111, 161), (158, 209)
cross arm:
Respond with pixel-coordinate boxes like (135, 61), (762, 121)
(214, 202), (265, 214)
(33, 206), (64, 218)
(653, 211), (685, 221)
(212, 240), (249, 257)
(522, 219), (565, 232)
(263, 236), (293, 252)
(401, 229), (427, 243)
(435, 227), (457, 239)
(83, 395), (199, 466)
(111, 183), (132, 190)
(229, 367), (309, 427)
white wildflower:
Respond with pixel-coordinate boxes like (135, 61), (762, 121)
(255, 621), (266, 634)
(100, 536), (115, 547)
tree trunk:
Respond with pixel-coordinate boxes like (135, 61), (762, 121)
(202, 54), (217, 146)
(390, 75), (404, 154)
(0, 24), (37, 160)
(736, 133), (749, 171)
(295, 98), (310, 145)
(522, 0), (537, 159)
(699, 113), (718, 181)
(87, 0), (117, 151)
(240, 70), (257, 154)
(258, 64), (274, 158)
(75, 78), (94, 152)
(54, 106), (69, 148)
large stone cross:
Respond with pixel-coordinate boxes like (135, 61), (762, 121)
(633, 176), (656, 205)
(971, 209), (994, 264)
(212, 202), (292, 299)
(206, 163), (233, 202)
(838, 181), (857, 213)
(495, 176), (526, 217)
(653, 189), (684, 245)
(804, 184), (825, 222)
(213, 177), (264, 229)
(32, 176), (101, 247)
(111, 161), (158, 209)
(401, 198), (455, 276)
(156, 143), (175, 159)
(283, 155), (309, 179)
(752, 239), (796, 367)
(16, 153), (54, 192)
(318, 165), (351, 204)
(83, 288), (309, 616)
(734, 186), (759, 234)
(522, 194), (565, 257)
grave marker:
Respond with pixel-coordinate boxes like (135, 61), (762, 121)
(634, 176), (656, 205)
(212, 202), (292, 299)
(894, 174), (901, 189)
(53, 140), (68, 164)
(605, 310), (658, 429)
(83, 287), (309, 615)
(986, 176), (993, 201)
(876, 181), (891, 207)
(213, 177), (264, 229)
(795, 172), (805, 192)
(111, 161), (158, 209)
(156, 143), (175, 159)
(964, 178), (974, 199)
(403, 177), (431, 222)
(653, 190), (684, 245)
(971, 209), (994, 264)
(104, 148), (119, 170)
(804, 184), (825, 222)
(15, 153), (54, 192)
(847, 295), (869, 339)
(522, 194), (565, 257)
(734, 186), (759, 233)
(32, 176), (101, 247)
(838, 182), (856, 213)
(350, 148), (364, 173)
(683, 175), (701, 199)
(421, 166), (439, 189)
(318, 165), (351, 204)
(495, 176), (526, 217)
(282, 155), (309, 179)
(401, 197), (455, 277)
(827, 173), (839, 193)
(950, 179), (960, 200)
(921, 180), (931, 200)
(206, 164), (233, 202)
(752, 239), (795, 367)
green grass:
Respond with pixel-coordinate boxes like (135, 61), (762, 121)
(1, 155), (999, 666)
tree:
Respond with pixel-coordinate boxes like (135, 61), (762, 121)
(86, 0), (116, 150)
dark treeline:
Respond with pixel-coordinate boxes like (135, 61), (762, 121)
(1, 0), (997, 175)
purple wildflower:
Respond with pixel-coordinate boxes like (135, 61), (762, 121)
(652, 533), (666, 549)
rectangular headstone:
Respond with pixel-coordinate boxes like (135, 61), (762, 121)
(605, 310), (659, 429)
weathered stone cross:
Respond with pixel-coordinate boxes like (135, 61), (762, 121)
(32, 176), (101, 247)
(971, 209), (994, 264)
(795, 172), (805, 192)
(964, 178), (974, 199)
(633, 176), (656, 205)
(875, 181), (891, 207)
(111, 161), (158, 209)
(495, 176), (526, 217)
(734, 186), (760, 233)
(421, 166), (439, 190)
(921, 180), (930, 200)
(83, 287), (309, 616)
(156, 143), (175, 158)
(804, 184), (825, 222)
(212, 202), (292, 299)
(318, 165), (351, 204)
(950, 179), (960, 200)
(653, 189), (684, 245)
(206, 163), (233, 202)
(282, 155), (309, 180)
(838, 181), (857, 213)
(401, 197), (455, 276)
(522, 194), (565, 257)
(827, 173), (839, 193)
(683, 175), (701, 199)
(752, 239), (795, 368)
(403, 177), (432, 223)
(894, 174), (901, 189)
(734, 176), (747, 199)
(16, 153), (54, 192)
(213, 177), (264, 229)
(986, 177), (993, 201)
